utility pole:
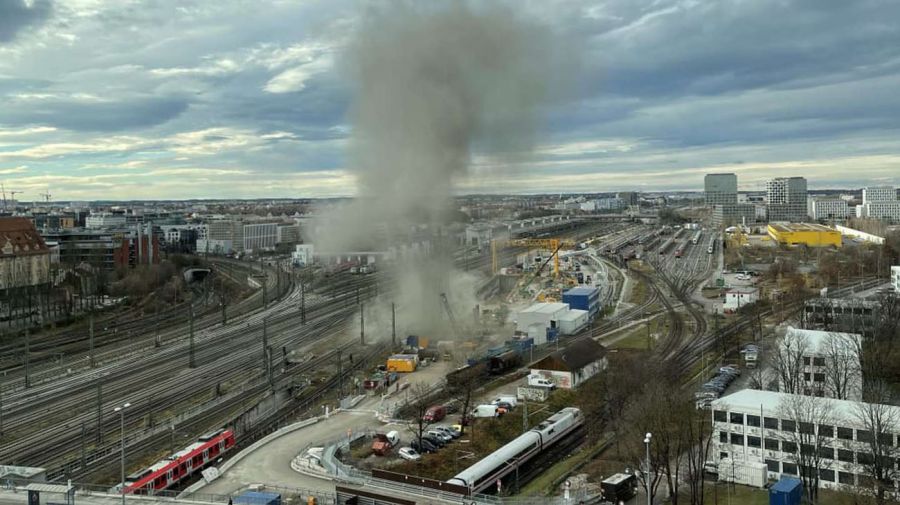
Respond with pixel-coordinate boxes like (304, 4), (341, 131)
(23, 330), (30, 388)
(300, 282), (306, 325)
(89, 312), (96, 366)
(391, 302), (396, 347)
(522, 399), (528, 434)
(188, 300), (196, 368)
(263, 278), (268, 309)
(359, 303), (365, 345)
(96, 382), (103, 443)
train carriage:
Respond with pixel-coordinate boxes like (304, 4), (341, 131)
(123, 429), (236, 494)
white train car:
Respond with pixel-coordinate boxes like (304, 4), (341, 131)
(691, 230), (703, 245)
(446, 407), (583, 494)
(707, 235), (717, 254)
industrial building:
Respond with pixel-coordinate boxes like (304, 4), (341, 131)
(711, 388), (900, 492)
(723, 288), (759, 312)
(529, 338), (607, 389)
(705, 173), (738, 207)
(515, 301), (589, 344)
(767, 223), (841, 248)
(766, 177), (808, 222)
(562, 286), (601, 318)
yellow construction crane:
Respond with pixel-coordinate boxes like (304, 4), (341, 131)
(491, 237), (577, 276)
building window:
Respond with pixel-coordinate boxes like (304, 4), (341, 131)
(820, 469), (835, 482)
(813, 357), (826, 366)
(857, 430), (873, 443)
(803, 372), (811, 381)
(814, 373), (825, 383)
(819, 446), (834, 459)
(838, 449), (854, 463)
(782, 419), (796, 432)
(838, 472), (855, 485)
(838, 427), (854, 440)
(748, 436), (761, 448)
(782, 462), (798, 475)
(720, 431), (728, 443)
(819, 424), (834, 438)
(730, 434), (744, 446)
(747, 415), (760, 427)
(803, 357), (811, 365)
(878, 433), (894, 446)
(857, 452), (875, 465)
(801, 443), (816, 456)
(800, 422), (815, 434)
(730, 412), (745, 424)
(764, 417), (779, 430)
(714, 410), (727, 422)
(765, 459), (780, 472)
(765, 438), (780, 451)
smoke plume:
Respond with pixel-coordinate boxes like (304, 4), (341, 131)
(314, 1), (565, 339)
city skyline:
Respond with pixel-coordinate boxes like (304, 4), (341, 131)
(1, 0), (900, 200)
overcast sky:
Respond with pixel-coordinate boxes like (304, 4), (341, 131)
(1, 0), (899, 200)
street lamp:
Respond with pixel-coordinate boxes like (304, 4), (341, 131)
(114, 402), (131, 505)
(644, 432), (652, 505)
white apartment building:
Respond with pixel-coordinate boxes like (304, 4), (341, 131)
(855, 201), (900, 222)
(779, 327), (862, 400)
(892, 266), (900, 294)
(807, 198), (850, 221)
(712, 389), (900, 493)
(861, 186), (896, 204)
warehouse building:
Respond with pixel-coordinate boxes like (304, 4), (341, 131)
(562, 286), (601, 318)
(529, 338), (607, 389)
(711, 389), (900, 492)
(767, 223), (841, 248)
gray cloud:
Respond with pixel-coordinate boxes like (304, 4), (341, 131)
(0, 0), (51, 43)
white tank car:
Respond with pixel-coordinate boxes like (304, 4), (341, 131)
(446, 407), (583, 493)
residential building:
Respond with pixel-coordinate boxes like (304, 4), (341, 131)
(778, 327), (862, 400)
(705, 173), (738, 206)
(711, 389), (900, 492)
(0, 217), (51, 290)
(712, 204), (756, 227)
(85, 212), (127, 229)
(724, 288), (759, 312)
(767, 177), (808, 222)
(861, 186), (896, 204)
(767, 223), (841, 248)
(808, 198), (850, 221)
(529, 338), (608, 389)
(892, 266), (900, 294)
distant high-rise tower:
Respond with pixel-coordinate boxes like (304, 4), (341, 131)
(704, 173), (738, 207)
(766, 177), (807, 222)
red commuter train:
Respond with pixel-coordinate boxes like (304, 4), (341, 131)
(123, 429), (236, 494)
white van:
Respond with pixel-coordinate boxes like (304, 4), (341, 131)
(527, 374), (556, 389)
(471, 404), (500, 418)
(386, 430), (400, 446)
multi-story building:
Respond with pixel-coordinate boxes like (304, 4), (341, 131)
(767, 177), (808, 222)
(778, 327), (862, 400)
(804, 298), (879, 339)
(85, 212), (127, 229)
(276, 223), (301, 246)
(41, 226), (159, 270)
(855, 201), (900, 223)
(711, 389), (900, 492)
(861, 186), (896, 204)
(807, 198), (850, 221)
(892, 266), (900, 294)
(616, 191), (639, 206)
(705, 173), (738, 206)
(0, 217), (51, 290)
(712, 204), (756, 227)
(242, 222), (277, 252)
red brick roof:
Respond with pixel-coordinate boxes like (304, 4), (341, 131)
(0, 217), (49, 257)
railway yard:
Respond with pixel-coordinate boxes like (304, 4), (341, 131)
(0, 214), (892, 505)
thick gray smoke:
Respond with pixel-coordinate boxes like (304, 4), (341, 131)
(315, 1), (565, 339)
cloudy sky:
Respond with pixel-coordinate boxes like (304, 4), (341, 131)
(1, 0), (899, 200)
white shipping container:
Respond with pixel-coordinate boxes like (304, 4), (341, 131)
(717, 460), (767, 488)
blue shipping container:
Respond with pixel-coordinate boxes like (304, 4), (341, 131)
(769, 478), (801, 505)
(235, 491), (282, 505)
(406, 335), (419, 347)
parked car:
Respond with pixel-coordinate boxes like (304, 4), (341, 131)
(490, 395), (518, 408)
(423, 405), (446, 422)
(423, 434), (446, 448)
(494, 401), (514, 414)
(427, 429), (453, 443)
(433, 425), (461, 439)
(410, 438), (438, 454)
(471, 404), (501, 418)
(398, 447), (421, 461)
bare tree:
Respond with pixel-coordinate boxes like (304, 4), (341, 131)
(777, 394), (836, 504)
(403, 382), (436, 449)
(770, 328), (810, 395)
(853, 381), (900, 505)
(444, 356), (482, 435)
(821, 332), (862, 401)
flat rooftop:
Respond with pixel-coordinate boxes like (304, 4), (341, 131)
(768, 222), (836, 233)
